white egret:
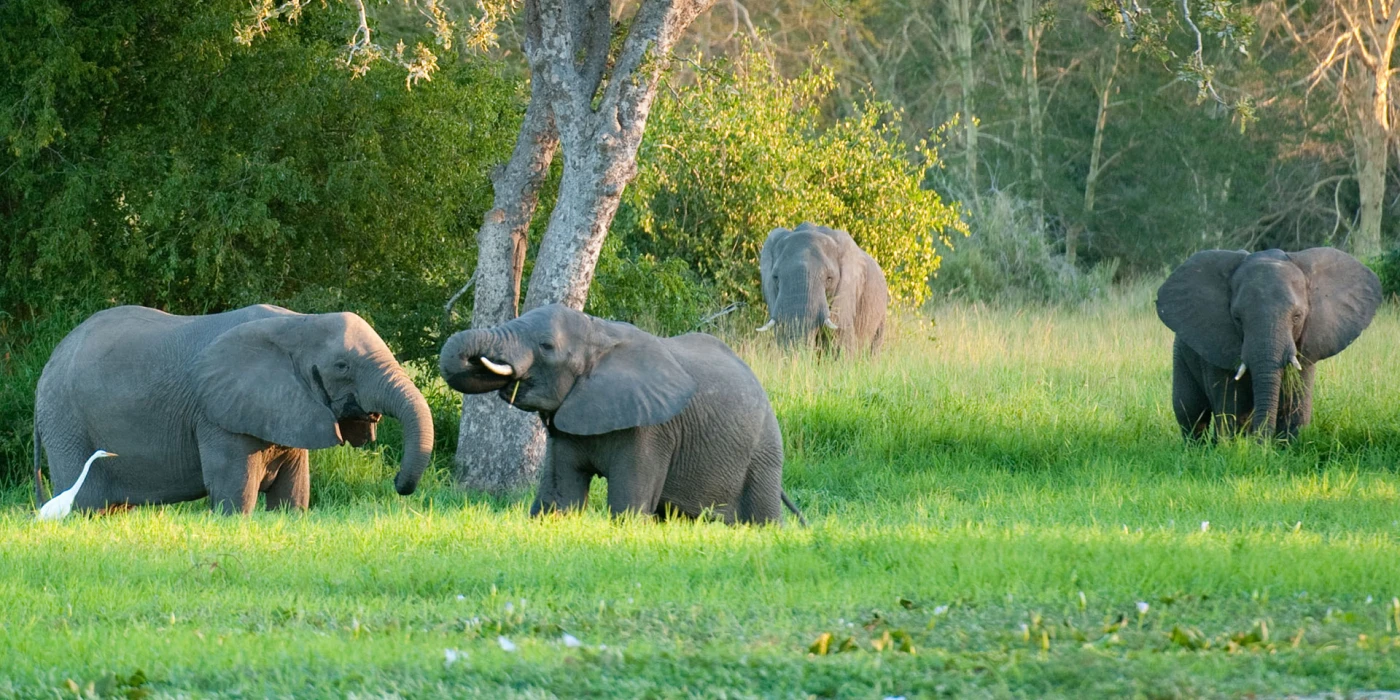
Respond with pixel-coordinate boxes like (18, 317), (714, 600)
(37, 449), (117, 521)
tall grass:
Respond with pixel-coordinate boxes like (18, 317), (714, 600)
(4, 292), (1400, 697)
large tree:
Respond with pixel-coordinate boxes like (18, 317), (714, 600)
(459, 0), (716, 492)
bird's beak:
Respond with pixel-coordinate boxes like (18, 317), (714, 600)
(105, 452), (118, 458)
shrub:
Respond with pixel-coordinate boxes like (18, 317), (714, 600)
(586, 235), (719, 336)
(1367, 248), (1400, 300)
(0, 0), (520, 362)
(930, 192), (1117, 305)
(619, 46), (967, 307)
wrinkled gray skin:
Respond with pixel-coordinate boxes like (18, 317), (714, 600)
(1156, 248), (1380, 440)
(440, 304), (802, 525)
(759, 222), (890, 353)
(34, 304), (433, 514)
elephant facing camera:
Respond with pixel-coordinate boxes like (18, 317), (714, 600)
(758, 222), (889, 355)
(439, 303), (807, 526)
(1156, 247), (1381, 441)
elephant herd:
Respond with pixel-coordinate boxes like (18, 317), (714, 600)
(29, 222), (1384, 525)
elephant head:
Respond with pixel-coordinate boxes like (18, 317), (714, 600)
(438, 304), (697, 435)
(759, 223), (859, 347)
(1156, 248), (1380, 435)
(192, 311), (434, 495)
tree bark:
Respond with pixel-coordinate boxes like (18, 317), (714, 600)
(1353, 37), (1396, 259)
(1018, 0), (1044, 229)
(949, 0), (978, 196)
(1079, 44), (1119, 267)
(454, 81), (558, 493)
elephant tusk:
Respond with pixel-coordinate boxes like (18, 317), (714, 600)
(755, 319), (775, 332)
(1234, 363), (1247, 381)
(479, 357), (513, 376)
(824, 318), (839, 330)
(1291, 356), (1303, 371)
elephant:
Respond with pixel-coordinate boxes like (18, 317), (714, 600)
(758, 222), (890, 353)
(1156, 247), (1381, 440)
(33, 304), (434, 514)
(439, 304), (804, 525)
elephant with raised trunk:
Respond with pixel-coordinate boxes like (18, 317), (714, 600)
(1156, 248), (1380, 440)
(758, 222), (889, 354)
(440, 304), (804, 525)
(34, 304), (434, 514)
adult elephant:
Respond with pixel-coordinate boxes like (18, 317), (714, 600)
(439, 304), (804, 525)
(758, 222), (889, 353)
(34, 304), (433, 514)
(1156, 248), (1380, 440)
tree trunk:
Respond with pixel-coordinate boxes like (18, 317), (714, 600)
(1079, 44), (1119, 267)
(1019, 0), (1044, 229)
(1353, 68), (1390, 259)
(950, 0), (978, 195)
(455, 0), (714, 494)
(454, 84), (558, 494)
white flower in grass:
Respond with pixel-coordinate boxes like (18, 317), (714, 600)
(1136, 601), (1150, 615)
(1201, 521), (1210, 532)
(504, 601), (515, 613)
(562, 633), (582, 648)
(933, 605), (949, 616)
(497, 636), (517, 652)
(456, 594), (465, 601)
(444, 648), (465, 666)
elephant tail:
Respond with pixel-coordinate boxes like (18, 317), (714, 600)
(33, 424), (46, 506)
(781, 490), (808, 528)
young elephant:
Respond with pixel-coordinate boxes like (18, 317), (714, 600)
(758, 222), (889, 353)
(34, 304), (434, 514)
(1156, 248), (1380, 440)
(440, 304), (803, 525)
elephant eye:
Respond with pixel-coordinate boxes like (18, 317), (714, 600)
(334, 360), (350, 371)
(540, 342), (555, 352)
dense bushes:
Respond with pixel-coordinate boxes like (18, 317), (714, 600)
(0, 0), (519, 361)
(617, 47), (967, 309)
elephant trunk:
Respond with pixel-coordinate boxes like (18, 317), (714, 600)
(773, 269), (830, 347)
(362, 361), (435, 495)
(439, 328), (532, 393)
(1241, 328), (1296, 437)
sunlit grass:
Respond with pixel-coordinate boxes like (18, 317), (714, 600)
(5, 289), (1400, 697)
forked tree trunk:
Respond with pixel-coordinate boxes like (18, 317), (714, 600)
(455, 0), (714, 494)
(455, 84), (557, 493)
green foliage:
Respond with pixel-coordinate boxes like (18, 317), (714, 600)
(3, 300), (1400, 695)
(0, 0), (520, 362)
(1368, 248), (1400, 299)
(931, 192), (1117, 304)
(585, 235), (718, 335)
(620, 46), (967, 307)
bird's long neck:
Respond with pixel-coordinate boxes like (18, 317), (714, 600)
(72, 455), (99, 493)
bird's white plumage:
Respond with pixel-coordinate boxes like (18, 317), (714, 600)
(37, 449), (116, 521)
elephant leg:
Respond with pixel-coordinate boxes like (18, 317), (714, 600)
(264, 448), (310, 511)
(1172, 342), (1213, 441)
(869, 320), (886, 355)
(738, 422), (784, 525)
(197, 427), (269, 515)
(530, 438), (592, 516)
(600, 430), (670, 519)
(1276, 363), (1317, 440)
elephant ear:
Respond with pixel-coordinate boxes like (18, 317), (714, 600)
(553, 325), (698, 436)
(1288, 247), (1382, 362)
(1156, 249), (1249, 369)
(760, 227), (794, 311)
(830, 235), (868, 329)
(193, 316), (342, 449)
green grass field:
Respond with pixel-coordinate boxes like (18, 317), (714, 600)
(6, 289), (1400, 698)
